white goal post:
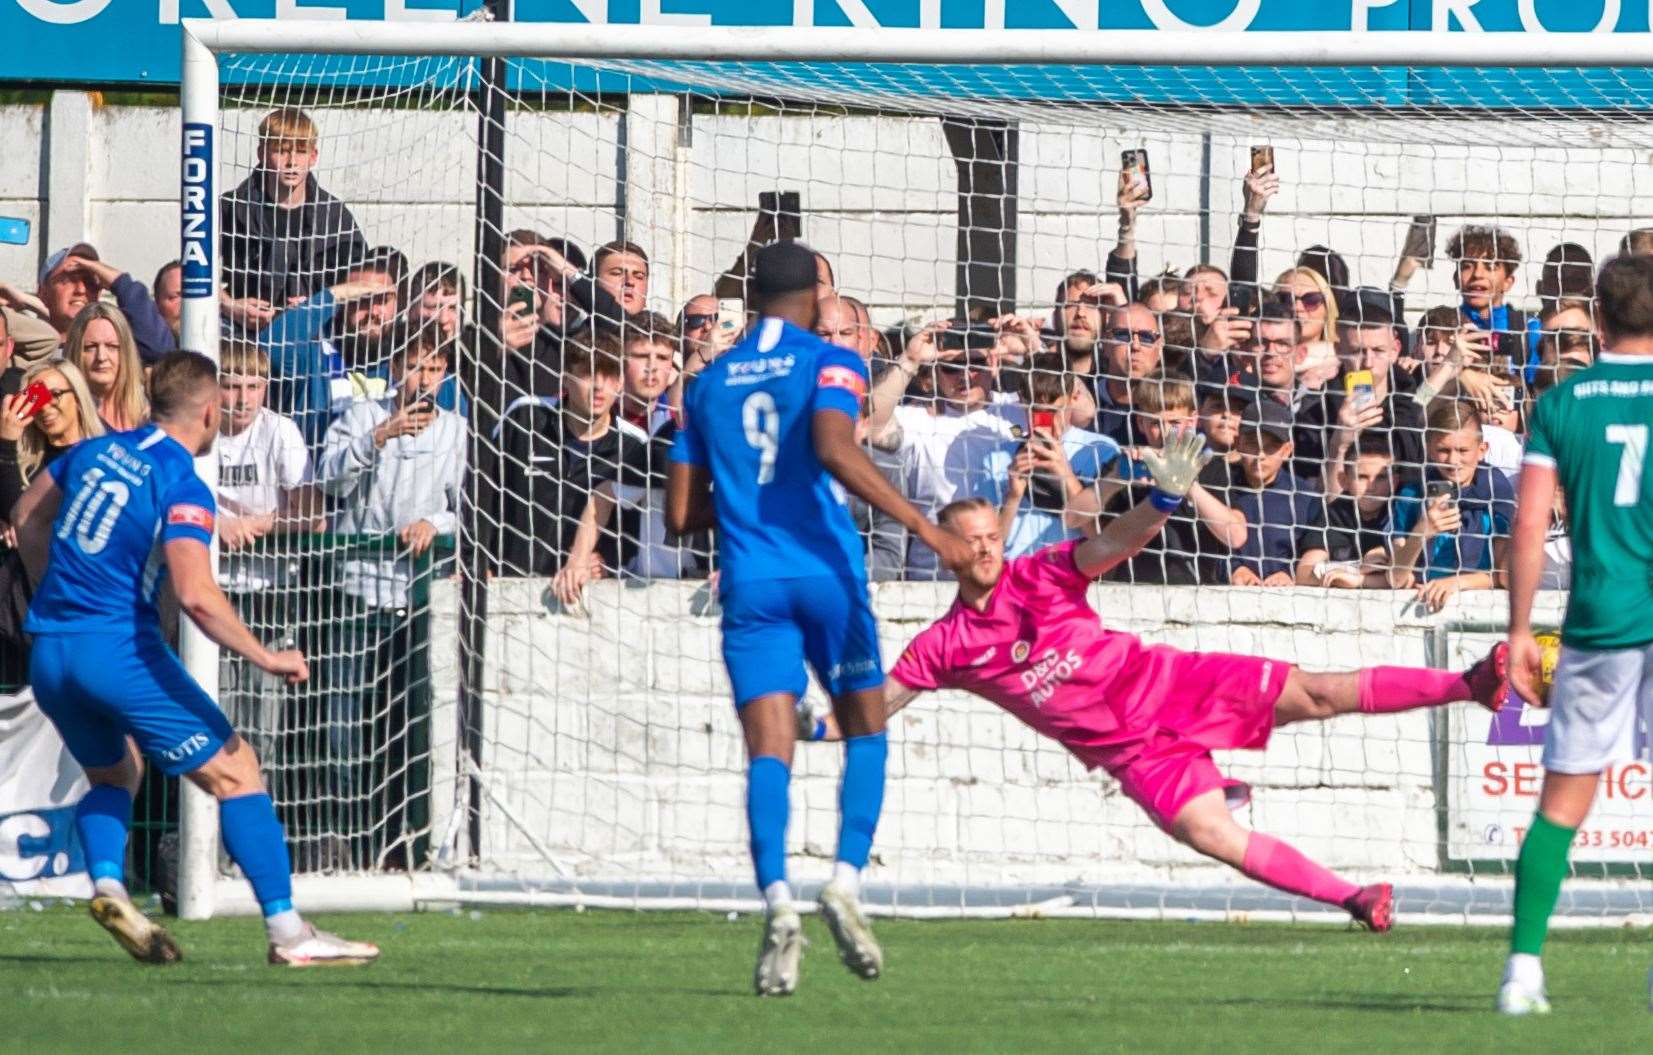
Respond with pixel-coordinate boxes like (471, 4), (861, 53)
(175, 20), (1653, 924)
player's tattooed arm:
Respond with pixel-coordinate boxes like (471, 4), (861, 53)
(1507, 465), (1555, 706)
(1074, 424), (1212, 578)
(883, 678), (921, 720)
(10, 470), (61, 583)
(167, 538), (309, 684)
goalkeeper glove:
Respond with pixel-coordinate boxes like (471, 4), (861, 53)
(1138, 424), (1214, 511)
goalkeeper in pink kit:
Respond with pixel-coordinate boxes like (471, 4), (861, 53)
(815, 425), (1509, 929)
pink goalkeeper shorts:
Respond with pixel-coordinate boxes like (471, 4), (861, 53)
(1094, 647), (1292, 832)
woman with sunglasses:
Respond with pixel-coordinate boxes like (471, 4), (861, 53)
(0, 359), (102, 691)
(0, 358), (105, 521)
(1272, 266), (1340, 344)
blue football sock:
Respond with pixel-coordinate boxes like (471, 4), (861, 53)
(746, 756), (791, 892)
(219, 792), (295, 917)
(76, 784), (133, 890)
(835, 731), (888, 871)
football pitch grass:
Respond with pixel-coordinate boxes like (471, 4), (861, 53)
(4, 904), (1649, 1053)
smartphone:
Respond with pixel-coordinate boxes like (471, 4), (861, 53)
(1401, 215), (1437, 270)
(507, 283), (537, 315)
(1426, 480), (1457, 510)
(407, 393), (437, 415)
(1121, 149), (1152, 202)
(1030, 409), (1058, 435)
(936, 322), (999, 352)
(1250, 145), (1275, 177)
(778, 190), (802, 243)
(18, 380), (52, 418)
(0, 216), (29, 247)
(1343, 368), (1375, 409)
(717, 298), (744, 336)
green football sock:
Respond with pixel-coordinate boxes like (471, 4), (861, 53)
(1510, 814), (1576, 956)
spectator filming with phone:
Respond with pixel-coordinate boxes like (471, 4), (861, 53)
(1388, 401), (1512, 610)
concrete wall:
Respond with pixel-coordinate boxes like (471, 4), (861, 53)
(425, 580), (1567, 893)
(6, 95), (1651, 328)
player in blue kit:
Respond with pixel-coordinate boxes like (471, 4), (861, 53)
(13, 351), (378, 967)
(667, 242), (970, 996)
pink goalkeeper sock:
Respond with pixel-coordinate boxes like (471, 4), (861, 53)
(1358, 666), (1470, 714)
(1241, 832), (1361, 907)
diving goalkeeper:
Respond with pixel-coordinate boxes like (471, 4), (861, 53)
(809, 425), (1509, 929)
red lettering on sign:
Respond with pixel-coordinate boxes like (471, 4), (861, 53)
(1513, 762), (1538, 797)
(1620, 762), (1648, 800)
(1482, 761), (1508, 796)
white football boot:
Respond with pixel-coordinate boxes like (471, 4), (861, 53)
(268, 922), (380, 967)
(754, 905), (803, 997)
(818, 881), (883, 981)
(1497, 957), (1552, 1016)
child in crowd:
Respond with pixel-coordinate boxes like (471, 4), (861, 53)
(1389, 401), (1513, 611)
(1221, 399), (1323, 587)
(1296, 434), (1398, 589)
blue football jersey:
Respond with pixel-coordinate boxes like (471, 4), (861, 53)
(670, 317), (869, 585)
(26, 426), (217, 635)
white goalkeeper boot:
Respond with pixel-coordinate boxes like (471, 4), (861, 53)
(268, 922), (380, 967)
(1496, 954), (1551, 1016)
(818, 880), (883, 981)
(754, 904), (803, 997)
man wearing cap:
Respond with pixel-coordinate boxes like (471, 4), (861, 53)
(1324, 287), (1428, 494)
(1222, 399), (1324, 587)
(34, 243), (177, 364)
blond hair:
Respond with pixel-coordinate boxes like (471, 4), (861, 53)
(17, 358), (104, 483)
(258, 107), (318, 148)
(219, 340), (271, 378)
(67, 303), (148, 432)
(1131, 376), (1197, 416)
(1272, 265), (1340, 342)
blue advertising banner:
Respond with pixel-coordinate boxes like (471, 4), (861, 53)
(2, 1), (1649, 89)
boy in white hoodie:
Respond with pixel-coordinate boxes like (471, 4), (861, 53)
(316, 326), (464, 869)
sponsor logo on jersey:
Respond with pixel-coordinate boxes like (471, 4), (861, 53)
(725, 353), (797, 386)
(1011, 640), (1031, 663)
(1019, 647), (1083, 709)
(817, 365), (867, 397)
(970, 646), (997, 667)
(167, 504), (214, 533)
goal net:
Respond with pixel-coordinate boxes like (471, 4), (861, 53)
(176, 22), (1651, 924)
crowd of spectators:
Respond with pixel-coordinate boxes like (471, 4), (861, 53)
(0, 104), (1625, 866)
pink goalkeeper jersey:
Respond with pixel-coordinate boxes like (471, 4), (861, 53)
(889, 539), (1160, 768)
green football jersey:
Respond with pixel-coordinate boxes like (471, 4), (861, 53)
(1524, 352), (1653, 649)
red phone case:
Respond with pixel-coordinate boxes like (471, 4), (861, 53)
(19, 381), (52, 418)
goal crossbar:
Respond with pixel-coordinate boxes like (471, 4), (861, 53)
(183, 21), (1653, 68)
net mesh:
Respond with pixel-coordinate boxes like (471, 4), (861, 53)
(201, 48), (1649, 918)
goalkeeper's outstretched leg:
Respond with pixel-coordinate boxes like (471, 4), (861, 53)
(1158, 647), (1510, 930)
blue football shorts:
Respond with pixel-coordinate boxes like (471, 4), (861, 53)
(719, 574), (884, 708)
(30, 630), (235, 776)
